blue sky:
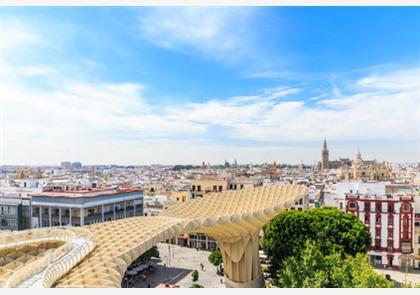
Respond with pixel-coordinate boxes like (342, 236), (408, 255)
(1, 7), (419, 165)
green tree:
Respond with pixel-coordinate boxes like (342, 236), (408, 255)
(276, 240), (393, 288)
(191, 270), (199, 282)
(262, 207), (371, 274)
(140, 246), (159, 261)
(208, 250), (223, 266)
(190, 283), (204, 288)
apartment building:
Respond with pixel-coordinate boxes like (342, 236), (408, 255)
(346, 193), (415, 270)
(190, 175), (228, 199)
(228, 176), (263, 190)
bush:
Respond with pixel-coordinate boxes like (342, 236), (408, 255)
(191, 270), (199, 282)
(208, 250), (223, 266)
(190, 283), (204, 288)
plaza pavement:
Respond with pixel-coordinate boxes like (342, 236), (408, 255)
(374, 268), (420, 286)
(128, 243), (225, 288)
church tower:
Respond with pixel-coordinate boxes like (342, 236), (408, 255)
(321, 139), (329, 170)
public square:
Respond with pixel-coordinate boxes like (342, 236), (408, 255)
(125, 243), (225, 288)
(374, 268), (420, 286)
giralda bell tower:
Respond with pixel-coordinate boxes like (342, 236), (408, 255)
(321, 139), (329, 170)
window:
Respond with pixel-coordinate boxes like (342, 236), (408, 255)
(375, 241), (381, 251)
(376, 203), (381, 212)
(403, 218), (409, 226)
(401, 242), (411, 254)
(388, 230), (393, 239)
(387, 245), (393, 252)
(365, 214), (370, 223)
(388, 204), (394, 213)
(213, 185), (217, 192)
(365, 202), (371, 212)
(218, 186), (222, 192)
(192, 185), (196, 191)
(402, 204), (411, 212)
(376, 215), (381, 224)
(376, 228), (381, 238)
(349, 202), (356, 209)
(197, 185), (201, 192)
(388, 215), (394, 225)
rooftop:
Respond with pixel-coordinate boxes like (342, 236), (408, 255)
(345, 193), (414, 202)
(30, 187), (142, 199)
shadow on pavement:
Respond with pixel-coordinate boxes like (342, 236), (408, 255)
(132, 265), (193, 288)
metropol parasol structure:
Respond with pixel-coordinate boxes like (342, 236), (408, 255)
(0, 184), (307, 288)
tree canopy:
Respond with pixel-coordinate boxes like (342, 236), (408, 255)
(208, 250), (223, 266)
(276, 240), (393, 288)
(191, 270), (199, 282)
(262, 207), (371, 273)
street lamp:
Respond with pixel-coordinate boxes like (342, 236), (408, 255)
(400, 242), (414, 286)
(168, 243), (171, 266)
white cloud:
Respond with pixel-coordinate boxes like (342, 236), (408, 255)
(0, 22), (45, 51)
(355, 68), (419, 91)
(1, 63), (418, 164)
(167, 68), (419, 146)
(137, 7), (255, 63)
(243, 71), (300, 79)
(166, 87), (301, 127)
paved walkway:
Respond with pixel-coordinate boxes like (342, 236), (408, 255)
(127, 243), (224, 288)
(17, 237), (91, 288)
(374, 268), (420, 286)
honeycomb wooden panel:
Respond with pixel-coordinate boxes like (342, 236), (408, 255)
(1, 184), (307, 288)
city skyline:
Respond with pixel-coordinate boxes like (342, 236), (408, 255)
(1, 7), (419, 165)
